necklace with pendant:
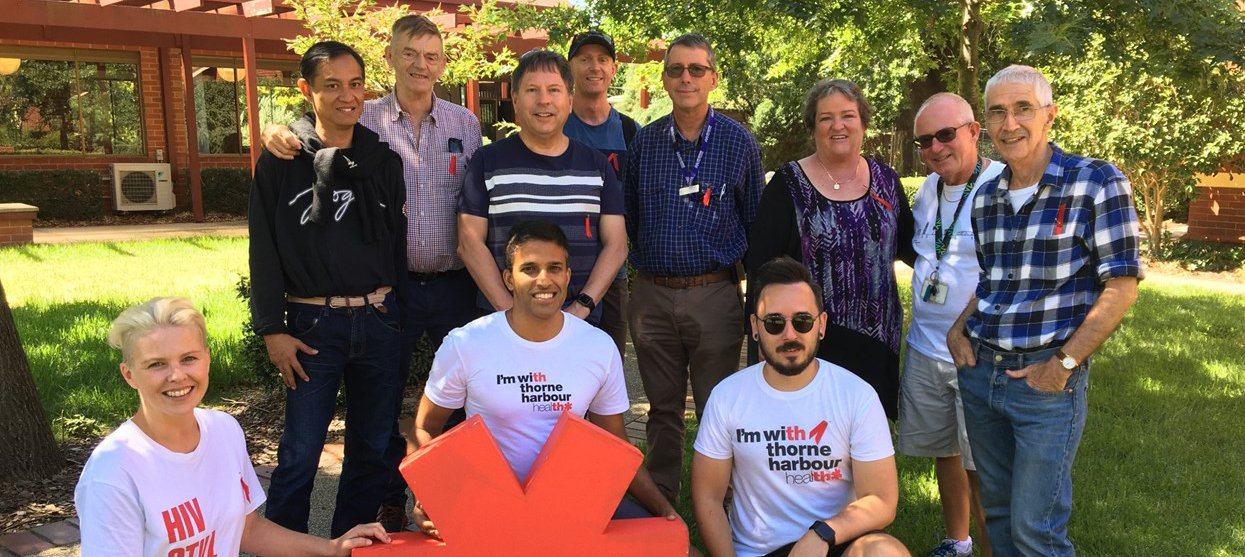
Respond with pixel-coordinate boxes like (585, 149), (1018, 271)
(815, 155), (860, 191)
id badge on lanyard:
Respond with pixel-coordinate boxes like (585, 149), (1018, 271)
(672, 111), (715, 205)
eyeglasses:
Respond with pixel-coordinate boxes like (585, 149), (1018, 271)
(913, 122), (971, 148)
(664, 64), (713, 78)
(398, 50), (442, 64)
(983, 104), (1050, 125)
(757, 312), (817, 335)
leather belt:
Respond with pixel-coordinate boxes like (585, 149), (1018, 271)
(288, 286), (392, 309)
(409, 268), (467, 282)
(640, 270), (732, 289)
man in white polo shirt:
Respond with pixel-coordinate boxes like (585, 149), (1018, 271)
(900, 92), (1002, 557)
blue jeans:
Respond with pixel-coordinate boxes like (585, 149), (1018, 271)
(958, 341), (1088, 557)
(383, 270), (482, 507)
(264, 296), (402, 537)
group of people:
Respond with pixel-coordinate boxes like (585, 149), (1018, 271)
(72, 14), (1142, 557)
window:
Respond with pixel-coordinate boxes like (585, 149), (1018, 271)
(0, 47), (143, 155)
(193, 57), (305, 155)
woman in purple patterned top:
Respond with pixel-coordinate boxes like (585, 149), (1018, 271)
(746, 79), (914, 419)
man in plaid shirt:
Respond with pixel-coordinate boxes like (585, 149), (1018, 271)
(947, 65), (1141, 556)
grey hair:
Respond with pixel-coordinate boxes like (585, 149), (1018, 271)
(108, 297), (207, 364)
(914, 92), (976, 132)
(803, 78), (872, 131)
(984, 64), (1053, 107)
(664, 33), (717, 70)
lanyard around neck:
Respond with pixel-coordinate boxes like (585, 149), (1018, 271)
(933, 158), (983, 261)
(669, 110), (716, 187)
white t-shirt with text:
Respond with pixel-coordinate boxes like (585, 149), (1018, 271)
(75, 408), (266, 557)
(694, 360), (893, 557)
(907, 159), (1004, 361)
(425, 311), (630, 482)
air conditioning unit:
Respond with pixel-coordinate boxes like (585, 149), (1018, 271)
(112, 163), (176, 211)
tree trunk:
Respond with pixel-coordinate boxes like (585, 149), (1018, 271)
(1136, 172), (1167, 255)
(958, 0), (983, 110)
(897, 68), (947, 176)
(0, 279), (64, 481)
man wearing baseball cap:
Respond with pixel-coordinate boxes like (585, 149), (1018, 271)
(564, 29), (641, 359)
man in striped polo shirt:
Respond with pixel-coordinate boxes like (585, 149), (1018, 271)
(458, 49), (627, 325)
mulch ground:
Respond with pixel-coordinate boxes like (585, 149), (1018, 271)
(0, 387), (288, 535)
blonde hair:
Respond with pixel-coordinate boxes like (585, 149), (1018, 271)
(108, 297), (207, 364)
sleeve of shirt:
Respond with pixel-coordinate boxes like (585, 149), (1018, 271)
(692, 387), (733, 460)
(849, 387), (895, 462)
(736, 131), (766, 236)
(224, 415), (267, 514)
(424, 333), (468, 409)
(746, 168), (800, 278)
(464, 114), (484, 163)
(623, 131), (644, 241)
(895, 174), (917, 265)
(75, 479), (145, 557)
(457, 147), (490, 218)
(248, 152), (288, 336)
(596, 150), (625, 216)
(1089, 167), (1144, 282)
(388, 155), (411, 292)
(588, 341), (630, 415)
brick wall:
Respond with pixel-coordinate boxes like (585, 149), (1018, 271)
(1186, 173), (1245, 244)
(0, 204), (37, 247)
(0, 39), (274, 214)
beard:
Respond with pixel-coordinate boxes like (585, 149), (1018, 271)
(761, 339), (817, 377)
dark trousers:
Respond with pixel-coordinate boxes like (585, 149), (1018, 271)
(382, 269), (481, 507)
(264, 296), (402, 537)
(629, 277), (743, 499)
(597, 275), (630, 359)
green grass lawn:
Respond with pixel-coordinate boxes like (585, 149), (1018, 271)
(3, 237), (1243, 554)
(0, 237), (252, 439)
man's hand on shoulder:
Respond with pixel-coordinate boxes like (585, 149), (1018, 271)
(262, 333), (317, 389)
(261, 124), (301, 160)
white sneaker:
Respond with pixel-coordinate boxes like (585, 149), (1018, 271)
(928, 538), (973, 557)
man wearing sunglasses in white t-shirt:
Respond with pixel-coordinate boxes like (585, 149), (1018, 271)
(691, 256), (908, 557)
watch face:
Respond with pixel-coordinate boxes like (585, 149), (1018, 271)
(1062, 356), (1077, 370)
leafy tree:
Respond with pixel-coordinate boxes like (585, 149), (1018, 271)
(285, 0), (411, 93)
(1050, 39), (1245, 254)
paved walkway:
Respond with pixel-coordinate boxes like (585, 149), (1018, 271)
(32, 220), (248, 245)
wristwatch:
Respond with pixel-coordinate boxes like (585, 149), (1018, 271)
(1055, 350), (1078, 371)
(574, 293), (596, 311)
(809, 521), (836, 545)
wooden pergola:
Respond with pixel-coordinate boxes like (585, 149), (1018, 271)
(0, 0), (557, 219)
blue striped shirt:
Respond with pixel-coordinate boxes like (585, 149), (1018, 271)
(624, 108), (765, 276)
(459, 135), (623, 315)
(967, 143), (1143, 350)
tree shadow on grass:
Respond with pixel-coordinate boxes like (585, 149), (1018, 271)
(102, 243), (136, 257)
(183, 237), (220, 251)
(6, 244), (45, 262)
(1068, 288), (1244, 555)
(13, 299), (254, 439)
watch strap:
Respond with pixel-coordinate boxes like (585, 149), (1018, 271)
(1056, 350), (1078, 370)
(809, 521), (836, 544)
(574, 293), (596, 311)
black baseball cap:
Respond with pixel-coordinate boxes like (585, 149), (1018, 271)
(568, 30), (616, 60)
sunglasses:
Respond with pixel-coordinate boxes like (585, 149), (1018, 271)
(757, 312), (817, 335)
(913, 122), (971, 149)
(664, 64), (713, 78)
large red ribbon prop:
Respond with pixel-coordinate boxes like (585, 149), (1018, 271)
(354, 412), (688, 556)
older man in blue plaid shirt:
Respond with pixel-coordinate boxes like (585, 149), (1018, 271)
(624, 33), (764, 502)
(947, 65), (1142, 556)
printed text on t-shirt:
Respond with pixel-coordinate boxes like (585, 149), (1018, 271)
(736, 421), (843, 485)
(496, 372), (574, 412)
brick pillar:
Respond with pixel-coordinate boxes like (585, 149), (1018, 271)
(0, 204), (38, 248)
(1186, 173), (1245, 244)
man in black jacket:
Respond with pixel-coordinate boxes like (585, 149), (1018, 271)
(248, 41), (408, 538)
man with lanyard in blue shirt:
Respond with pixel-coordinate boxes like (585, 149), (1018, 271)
(260, 15), (484, 532)
(947, 65), (1141, 556)
(901, 92), (1000, 557)
(563, 29), (640, 359)
(624, 32), (765, 503)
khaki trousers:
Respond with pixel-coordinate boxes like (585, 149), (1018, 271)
(628, 277), (744, 499)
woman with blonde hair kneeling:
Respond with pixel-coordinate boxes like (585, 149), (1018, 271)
(75, 297), (390, 556)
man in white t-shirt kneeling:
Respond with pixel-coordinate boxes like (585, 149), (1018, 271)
(692, 256), (909, 557)
(407, 219), (679, 538)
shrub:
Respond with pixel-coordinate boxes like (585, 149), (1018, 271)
(0, 170), (104, 220)
(202, 168), (252, 217)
